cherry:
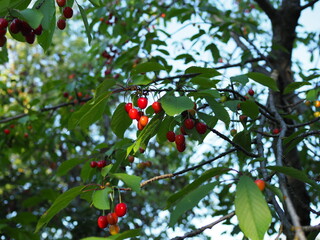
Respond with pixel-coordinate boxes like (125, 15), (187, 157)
(63, 7), (73, 19)
(128, 108), (139, 120)
(304, 100), (311, 106)
(137, 121), (144, 131)
(0, 36), (6, 47)
(254, 179), (266, 191)
(105, 69), (112, 75)
(314, 100), (320, 108)
(0, 18), (8, 28)
(272, 128), (280, 134)
(24, 133), (29, 138)
(139, 116), (149, 127)
(109, 224), (120, 235)
(33, 25), (43, 35)
(77, 92), (83, 98)
(57, 18), (66, 30)
(128, 155), (134, 163)
(97, 215), (108, 229)
(10, 19), (22, 34)
(10, 124), (15, 129)
(180, 126), (187, 135)
(139, 147), (145, 153)
(90, 161), (97, 168)
(0, 28), (6, 36)
(137, 162), (146, 169)
(176, 143), (186, 152)
(56, 0), (66, 7)
(184, 118), (195, 130)
(175, 134), (185, 145)
(195, 122), (207, 134)
(3, 129), (10, 135)
(248, 89), (254, 96)
(115, 203), (127, 217)
(166, 131), (175, 142)
(20, 21), (32, 36)
(107, 212), (118, 225)
(144, 161), (152, 167)
(96, 160), (107, 168)
(25, 32), (35, 44)
(125, 103), (133, 113)
(239, 115), (247, 124)
(137, 97), (148, 109)
(152, 101), (162, 113)
(230, 129), (237, 137)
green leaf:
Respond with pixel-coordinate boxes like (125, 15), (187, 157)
(131, 62), (165, 75)
(233, 130), (251, 161)
(235, 176), (272, 240)
(267, 166), (320, 190)
(68, 92), (111, 129)
(169, 182), (217, 227)
(88, 0), (101, 7)
(101, 164), (113, 177)
(35, 185), (85, 232)
(56, 158), (84, 177)
(191, 75), (217, 88)
(77, 2), (92, 44)
(230, 75), (249, 85)
(0, 45), (8, 64)
(92, 187), (112, 210)
(185, 66), (221, 76)
(95, 79), (116, 99)
(205, 97), (230, 126)
(240, 100), (259, 119)
(11, 9), (44, 29)
(81, 229), (141, 240)
(156, 115), (176, 143)
(110, 173), (141, 193)
(33, 0), (54, 30)
(111, 103), (132, 138)
(283, 82), (311, 94)
(205, 43), (220, 63)
(161, 95), (194, 116)
(80, 161), (95, 182)
(247, 72), (279, 91)
(166, 167), (230, 209)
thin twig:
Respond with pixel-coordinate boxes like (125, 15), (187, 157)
(300, 0), (319, 10)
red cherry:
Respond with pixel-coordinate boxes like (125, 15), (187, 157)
(248, 89), (254, 96)
(139, 147), (145, 153)
(105, 69), (112, 75)
(33, 25), (43, 35)
(20, 21), (32, 36)
(128, 155), (134, 163)
(166, 131), (175, 142)
(96, 160), (106, 168)
(25, 31), (35, 44)
(180, 126), (187, 135)
(195, 122), (207, 134)
(63, 7), (73, 19)
(97, 215), (108, 229)
(128, 108), (139, 120)
(184, 118), (195, 129)
(115, 203), (127, 217)
(63, 92), (69, 98)
(109, 224), (120, 235)
(176, 143), (186, 152)
(0, 18), (8, 29)
(175, 134), (185, 145)
(230, 129), (237, 137)
(10, 124), (15, 129)
(139, 116), (149, 127)
(125, 103), (133, 113)
(0, 36), (6, 47)
(137, 121), (144, 131)
(272, 128), (280, 134)
(137, 97), (148, 109)
(152, 101), (162, 113)
(0, 28), (6, 36)
(3, 129), (10, 135)
(24, 133), (29, 138)
(107, 212), (118, 225)
(254, 179), (266, 191)
(90, 161), (97, 168)
(56, 0), (66, 7)
(9, 19), (22, 34)
(239, 115), (247, 123)
(57, 18), (66, 30)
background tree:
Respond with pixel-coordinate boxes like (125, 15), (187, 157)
(0, 0), (319, 240)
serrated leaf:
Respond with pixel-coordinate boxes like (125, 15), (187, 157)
(161, 95), (194, 116)
(235, 176), (271, 240)
(92, 187), (111, 210)
(35, 185), (85, 232)
(80, 229), (141, 240)
(240, 100), (259, 119)
(169, 182), (217, 227)
(205, 97), (230, 126)
(283, 82), (311, 94)
(56, 158), (84, 177)
(110, 173), (141, 192)
(11, 9), (43, 29)
(131, 62), (165, 75)
(185, 66), (221, 76)
(68, 92), (111, 129)
(267, 166), (320, 190)
(166, 167), (230, 209)
(111, 103), (132, 138)
(77, 2), (92, 44)
(247, 72), (279, 91)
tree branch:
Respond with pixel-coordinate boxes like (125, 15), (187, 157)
(171, 212), (235, 240)
(254, 0), (278, 20)
(300, 0), (319, 10)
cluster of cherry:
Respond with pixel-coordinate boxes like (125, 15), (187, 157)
(97, 203), (127, 235)
(56, 0), (73, 30)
